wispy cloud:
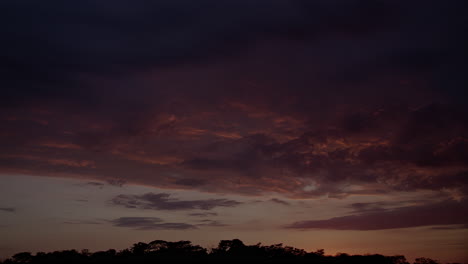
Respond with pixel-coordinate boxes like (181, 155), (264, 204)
(269, 198), (290, 206)
(85, 182), (105, 188)
(110, 217), (197, 230)
(196, 220), (228, 227)
(111, 193), (242, 211)
(286, 200), (468, 230)
(189, 212), (218, 217)
(0, 207), (16, 213)
(63, 220), (103, 225)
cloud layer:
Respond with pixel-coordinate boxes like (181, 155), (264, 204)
(110, 217), (197, 230)
(0, 0), (466, 201)
(111, 193), (242, 211)
(286, 199), (468, 230)
(0, 207), (16, 213)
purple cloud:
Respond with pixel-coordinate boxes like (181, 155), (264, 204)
(0, 1), (466, 201)
(0, 207), (16, 213)
(111, 193), (242, 211)
(110, 217), (197, 230)
(269, 198), (290, 206)
(188, 212), (218, 217)
(195, 220), (228, 227)
(286, 199), (468, 230)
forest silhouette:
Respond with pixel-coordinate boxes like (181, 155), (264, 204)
(1, 239), (461, 264)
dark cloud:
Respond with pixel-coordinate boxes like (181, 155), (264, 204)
(0, 0), (398, 89)
(1, 0), (465, 107)
(357, 104), (468, 168)
(111, 193), (242, 211)
(346, 199), (429, 214)
(269, 198), (290, 206)
(188, 212), (218, 217)
(195, 220), (228, 227)
(174, 104), (468, 197)
(63, 220), (102, 225)
(429, 225), (468, 230)
(0, 207), (16, 213)
(0, 0), (466, 201)
(85, 182), (105, 187)
(173, 178), (207, 187)
(79, 180), (124, 188)
(110, 217), (197, 230)
(106, 178), (126, 187)
(347, 202), (397, 215)
(286, 199), (468, 230)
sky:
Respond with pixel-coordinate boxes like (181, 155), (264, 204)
(0, 0), (467, 263)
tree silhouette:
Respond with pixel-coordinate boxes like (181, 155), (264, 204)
(414, 257), (441, 264)
(0, 239), (460, 264)
(11, 252), (32, 263)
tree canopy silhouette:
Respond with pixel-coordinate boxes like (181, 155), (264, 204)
(0, 239), (460, 264)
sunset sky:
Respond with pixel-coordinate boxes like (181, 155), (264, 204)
(1, 0), (467, 263)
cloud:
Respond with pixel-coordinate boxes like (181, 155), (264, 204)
(85, 182), (105, 188)
(0, 207), (16, 213)
(111, 193), (242, 211)
(0, 0), (466, 202)
(429, 224), (468, 230)
(110, 217), (197, 230)
(1, 104), (467, 200)
(346, 199), (428, 214)
(0, 0), (398, 95)
(269, 198), (290, 206)
(286, 199), (468, 230)
(347, 202), (389, 213)
(195, 220), (228, 227)
(63, 220), (103, 225)
(188, 212), (218, 217)
(173, 178), (206, 187)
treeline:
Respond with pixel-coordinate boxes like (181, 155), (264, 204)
(0, 239), (460, 264)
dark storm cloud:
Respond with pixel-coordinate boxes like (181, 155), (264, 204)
(286, 199), (468, 230)
(111, 193), (242, 211)
(0, 0), (465, 107)
(0, 0), (398, 84)
(111, 217), (197, 230)
(4, 0), (464, 108)
(0, 0), (466, 201)
(0, 207), (16, 213)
